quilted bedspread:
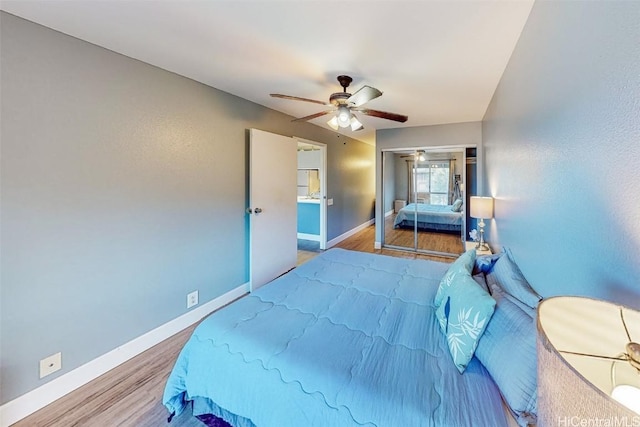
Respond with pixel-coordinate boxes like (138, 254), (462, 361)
(163, 248), (508, 427)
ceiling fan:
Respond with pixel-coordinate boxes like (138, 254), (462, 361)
(271, 75), (408, 131)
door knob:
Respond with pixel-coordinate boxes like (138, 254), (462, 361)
(254, 207), (263, 214)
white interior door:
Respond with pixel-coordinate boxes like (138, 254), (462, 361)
(249, 129), (297, 291)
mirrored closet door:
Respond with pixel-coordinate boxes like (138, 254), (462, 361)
(382, 148), (467, 257)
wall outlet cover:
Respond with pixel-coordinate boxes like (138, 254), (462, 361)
(40, 352), (62, 379)
(187, 290), (199, 309)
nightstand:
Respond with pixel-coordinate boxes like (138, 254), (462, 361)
(465, 241), (492, 255)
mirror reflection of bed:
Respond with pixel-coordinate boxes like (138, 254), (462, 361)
(385, 202), (464, 255)
(382, 148), (468, 256)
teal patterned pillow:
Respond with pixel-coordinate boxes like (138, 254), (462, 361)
(434, 249), (476, 308)
(436, 273), (496, 373)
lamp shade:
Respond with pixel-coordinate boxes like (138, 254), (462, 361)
(469, 196), (494, 219)
(537, 297), (640, 425)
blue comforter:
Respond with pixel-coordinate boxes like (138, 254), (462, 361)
(163, 249), (508, 427)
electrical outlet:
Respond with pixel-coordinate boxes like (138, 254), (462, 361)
(187, 290), (199, 309)
(40, 352), (62, 379)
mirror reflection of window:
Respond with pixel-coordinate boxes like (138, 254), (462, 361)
(412, 162), (450, 205)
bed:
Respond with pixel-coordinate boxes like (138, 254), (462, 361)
(163, 248), (539, 427)
(393, 202), (463, 232)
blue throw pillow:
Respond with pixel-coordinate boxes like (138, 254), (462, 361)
(472, 273), (490, 293)
(488, 247), (541, 308)
(489, 284), (536, 318)
(475, 285), (537, 426)
(434, 249), (476, 308)
(473, 253), (501, 274)
(435, 272), (495, 373)
(451, 198), (463, 212)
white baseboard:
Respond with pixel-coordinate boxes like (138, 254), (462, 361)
(374, 241), (382, 249)
(297, 232), (320, 242)
(385, 209), (393, 218)
(0, 283), (249, 427)
(327, 218), (375, 248)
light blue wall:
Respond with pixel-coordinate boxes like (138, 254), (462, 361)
(483, 1), (640, 308)
(0, 12), (375, 403)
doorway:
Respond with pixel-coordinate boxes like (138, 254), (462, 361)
(381, 147), (468, 257)
(296, 138), (327, 254)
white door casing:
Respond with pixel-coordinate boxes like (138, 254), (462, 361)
(249, 129), (298, 291)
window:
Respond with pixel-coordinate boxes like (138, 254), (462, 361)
(413, 162), (450, 205)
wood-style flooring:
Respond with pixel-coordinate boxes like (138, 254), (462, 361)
(13, 223), (456, 426)
(383, 213), (464, 257)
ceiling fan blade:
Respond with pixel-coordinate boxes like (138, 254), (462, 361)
(355, 108), (408, 123)
(270, 94), (329, 106)
(347, 85), (382, 107)
(292, 110), (334, 122)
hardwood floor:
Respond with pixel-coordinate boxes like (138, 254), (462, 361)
(13, 325), (202, 427)
(335, 220), (461, 264)
(14, 223), (456, 426)
(383, 213), (464, 256)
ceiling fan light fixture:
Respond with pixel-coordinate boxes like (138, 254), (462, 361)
(327, 116), (339, 130)
(336, 106), (351, 128)
(350, 116), (363, 131)
(274, 75), (408, 128)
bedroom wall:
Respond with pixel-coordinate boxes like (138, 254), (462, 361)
(0, 12), (375, 403)
(393, 154), (407, 204)
(374, 122), (482, 244)
(382, 153), (396, 215)
(483, 1), (640, 308)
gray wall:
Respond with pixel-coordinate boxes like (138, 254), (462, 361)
(393, 154), (407, 205)
(382, 153), (396, 214)
(375, 122), (482, 243)
(483, 1), (640, 307)
(0, 12), (375, 403)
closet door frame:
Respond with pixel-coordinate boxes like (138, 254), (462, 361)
(380, 146), (470, 258)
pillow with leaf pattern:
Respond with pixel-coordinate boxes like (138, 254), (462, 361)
(436, 272), (496, 373)
(434, 249), (476, 308)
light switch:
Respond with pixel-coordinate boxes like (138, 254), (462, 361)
(327, 198), (334, 206)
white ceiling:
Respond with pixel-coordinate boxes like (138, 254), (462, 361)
(0, 0), (534, 145)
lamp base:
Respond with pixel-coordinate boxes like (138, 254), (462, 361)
(475, 223), (489, 251)
(475, 242), (490, 251)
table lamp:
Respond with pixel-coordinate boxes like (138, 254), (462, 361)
(469, 196), (493, 251)
(537, 296), (640, 426)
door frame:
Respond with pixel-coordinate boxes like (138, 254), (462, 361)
(295, 137), (328, 250)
